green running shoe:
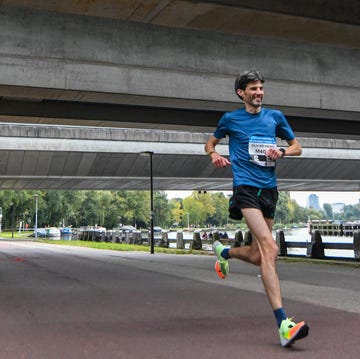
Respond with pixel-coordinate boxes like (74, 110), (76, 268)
(279, 318), (309, 347)
(212, 240), (229, 279)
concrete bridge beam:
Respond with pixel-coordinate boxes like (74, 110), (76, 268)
(0, 124), (359, 192)
(0, 6), (359, 120)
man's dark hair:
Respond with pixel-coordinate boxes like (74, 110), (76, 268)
(234, 70), (265, 99)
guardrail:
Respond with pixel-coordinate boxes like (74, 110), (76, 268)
(276, 229), (360, 261)
(75, 227), (360, 261)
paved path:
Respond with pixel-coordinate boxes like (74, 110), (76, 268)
(1, 240), (359, 358)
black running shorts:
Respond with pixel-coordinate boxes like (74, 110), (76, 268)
(229, 185), (278, 220)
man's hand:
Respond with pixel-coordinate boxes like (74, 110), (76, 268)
(265, 148), (284, 160)
(205, 135), (231, 168)
(210, 152), (231, 168)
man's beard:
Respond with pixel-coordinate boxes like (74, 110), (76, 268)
(251, 98), (262, 107)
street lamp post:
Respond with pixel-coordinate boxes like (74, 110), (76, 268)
(33, 194), (39, 240)
(140, 151), (154, 254)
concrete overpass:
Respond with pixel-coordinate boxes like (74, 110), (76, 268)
(0, 123), (359, 192)
(0, 1), (359, 191)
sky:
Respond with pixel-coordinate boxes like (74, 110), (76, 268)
(165, 190), (360, 208)
(289, 192), (360, 208)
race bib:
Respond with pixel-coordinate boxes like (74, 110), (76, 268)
(248, 135), (276, 167)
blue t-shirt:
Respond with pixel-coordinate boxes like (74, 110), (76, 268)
(213, 107), (295, 188)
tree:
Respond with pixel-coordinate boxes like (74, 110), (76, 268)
(209, 192), (229, 227)
(335, 204), (360, 222)
(154, 191), (172, 227)
(169, 199), (182, 227)
(275, 192), (289, 223)
(116, 191), (149, 228)
(323, 203), (333, 219)
(181, 191), (216, 227)
(306, 207), (324, 221)
(0, 189), (357, 232)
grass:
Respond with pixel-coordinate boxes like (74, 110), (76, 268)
(0, 231), (34, 239)
(278, 255), (360, 268)
(0, 231), (208, 255)
(37, 239), (209, 255)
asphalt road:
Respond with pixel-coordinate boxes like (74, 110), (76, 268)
(1, 240), (360, 359)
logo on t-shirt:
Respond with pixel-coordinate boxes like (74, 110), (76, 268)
(248, 135), (276, 167)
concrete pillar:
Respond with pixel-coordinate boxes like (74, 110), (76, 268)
(191, 231), (202, 250)
(234, 230), (243, 247)
(307, 230), (325, 259)
(176, 231), (184, 249)
(159, 232), (169, 248)
(124, 232), (131, 244)
(276, 230), (287, 256)
(244, 231), (253, 246)
(129, 232), (135, 244)
(133, 232), (142, 245)
(212, 231), (220, 242)
(353, 230), (360, 261)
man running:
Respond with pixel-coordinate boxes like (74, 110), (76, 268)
(205, 69), (309, 347)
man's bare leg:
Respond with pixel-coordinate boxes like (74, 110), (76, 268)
(228, 236), (261, 265)
(239, 208), (282, 310)
(212, 211), (309, 346)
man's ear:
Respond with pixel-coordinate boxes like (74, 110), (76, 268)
(236, 89), (244, 100)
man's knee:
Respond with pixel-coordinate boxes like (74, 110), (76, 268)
(267, 240), (279, 262)
(259, 237), (279, 262)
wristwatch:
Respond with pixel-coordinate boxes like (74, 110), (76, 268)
(279, 148), (286, 157)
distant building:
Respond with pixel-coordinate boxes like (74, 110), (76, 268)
(332, 202), (345, 213)
(307, 194), (321, 210)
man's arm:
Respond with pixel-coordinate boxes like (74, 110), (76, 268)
(284, 138), (302, 156)
(266, 138), (302, 160)
(205, 136), (231, 168)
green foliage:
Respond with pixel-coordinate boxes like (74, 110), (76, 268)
(154, 191), (172, 227)
(0, 231), (33, 239)
(275, 192), (308, 223)
(0, 189), (359, 232)
(170, 200), (184, 226)
(209, 192), (229, 227)
(323, 203), (333, 219)
(334, 203), (360, 222)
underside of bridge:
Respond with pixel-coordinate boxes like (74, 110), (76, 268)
(0, 1), (359, 191)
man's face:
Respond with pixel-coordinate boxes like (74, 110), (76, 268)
(237, 80), (264, 108)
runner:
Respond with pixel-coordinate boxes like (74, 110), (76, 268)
(205, 69), (309, 347)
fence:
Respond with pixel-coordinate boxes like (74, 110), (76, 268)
(276, 229), (360, 261)
(75, 226), (360, 261)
